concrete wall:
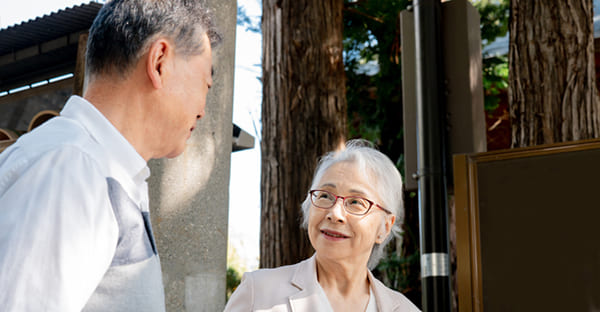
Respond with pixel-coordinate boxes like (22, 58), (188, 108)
(147, 0), (237, 311)
(0, 78), (72, 132)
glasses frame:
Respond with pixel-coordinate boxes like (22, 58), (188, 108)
(308, 189), (392, 216)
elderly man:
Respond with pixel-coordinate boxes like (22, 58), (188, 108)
(0, 0), (221, 311)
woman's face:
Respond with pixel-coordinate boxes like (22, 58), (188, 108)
(308, 161), (395, 265)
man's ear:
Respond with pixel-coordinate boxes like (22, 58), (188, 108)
(146, 39), (170, 89)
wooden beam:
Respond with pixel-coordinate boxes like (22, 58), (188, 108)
(73, 32), (88, 96)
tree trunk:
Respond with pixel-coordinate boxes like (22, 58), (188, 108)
(261, 0), (347, 268)
(509, 0), (600, 147)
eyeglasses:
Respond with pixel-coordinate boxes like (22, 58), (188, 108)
(308, 189), (392, 216)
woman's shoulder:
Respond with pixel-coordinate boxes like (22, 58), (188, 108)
(224, 258), (313, 311)
(246, 262), (302, 279)
(369, 273), (421, 311)
(246, 258), (305, 281)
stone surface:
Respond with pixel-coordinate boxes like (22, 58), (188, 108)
(148, 1), (237, 311)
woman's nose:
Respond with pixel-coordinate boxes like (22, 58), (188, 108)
(326, 199), (346, 223)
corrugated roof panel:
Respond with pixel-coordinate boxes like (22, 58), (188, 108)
(0, 2), (103, 55)
(0, 2), (103, 91)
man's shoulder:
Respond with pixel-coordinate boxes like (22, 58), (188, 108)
(10, 116), (104, 162)
(19, 116), (90, 147)
(0, 116), (110, 180)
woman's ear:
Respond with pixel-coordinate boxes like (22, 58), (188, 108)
(146, 39), (170, 89)
(376, 214), (396, 244)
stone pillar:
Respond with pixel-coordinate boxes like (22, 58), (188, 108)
(147, 1), (237, 311)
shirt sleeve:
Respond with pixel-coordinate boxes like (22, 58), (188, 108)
(223, 272), (255, 312)
(0, 146), (119, 312)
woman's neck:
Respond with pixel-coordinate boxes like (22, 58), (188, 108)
(315, 255), (371, 312)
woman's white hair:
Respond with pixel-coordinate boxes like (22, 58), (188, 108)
(300, 139), (404, 269)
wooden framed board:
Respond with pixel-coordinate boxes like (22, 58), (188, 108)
(454, 139), (600, 311)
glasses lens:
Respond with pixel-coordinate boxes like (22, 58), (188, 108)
(344, 197), (371, 215)
(311, 190), (336, 208)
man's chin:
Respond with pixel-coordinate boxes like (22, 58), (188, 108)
(164, 145), (186, 159)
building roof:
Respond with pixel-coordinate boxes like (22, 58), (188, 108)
(0, 2), (102, 92)
(0, 2), (103, 55)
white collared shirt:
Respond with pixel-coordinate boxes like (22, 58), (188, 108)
(0, 96), (150, 312)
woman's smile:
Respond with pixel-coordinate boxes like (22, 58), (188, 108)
(320, 229), (350, 240)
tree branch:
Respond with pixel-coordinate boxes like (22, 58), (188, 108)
(343, 7), (384, 24)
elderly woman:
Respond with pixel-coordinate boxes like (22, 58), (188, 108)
(224, 140), (420, 312)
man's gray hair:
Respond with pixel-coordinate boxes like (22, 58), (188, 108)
(301, 139), (404, 269)
(86, 0), (222, 78)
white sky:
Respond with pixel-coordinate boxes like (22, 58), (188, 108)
(229, 0), (262, 271)
(0, 0), (263, 271)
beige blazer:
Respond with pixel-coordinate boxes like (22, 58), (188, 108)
(224, 255), (420, 312)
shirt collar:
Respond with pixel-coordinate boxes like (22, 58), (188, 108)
(60, 95), (150, 203)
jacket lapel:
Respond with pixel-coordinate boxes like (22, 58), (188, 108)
(288, 255), (331, 312)
(288, 256), (405, 312)
(368, 270), (401, 312)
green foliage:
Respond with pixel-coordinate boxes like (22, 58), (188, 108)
(226, 266), (242, 301)
(474, 0), (510, 111)
(482, 55), (508, 111)
(343, 0), (419, 299)
(474, 0), (509, 45)
(343, 0), (409, 164)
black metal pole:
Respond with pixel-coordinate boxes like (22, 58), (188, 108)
(413, 0), (452, 311)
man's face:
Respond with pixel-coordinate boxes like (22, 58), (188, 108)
(158, 33), (213, 158)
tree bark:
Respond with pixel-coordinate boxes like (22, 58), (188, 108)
(509, 0), (600, 147)
(261, 0), (347, 268)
